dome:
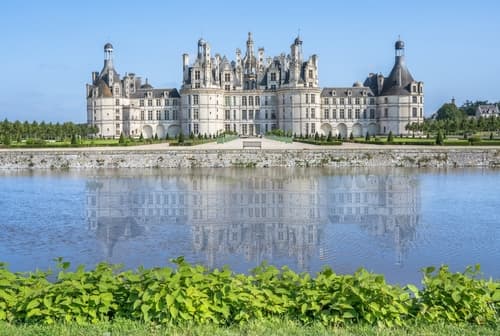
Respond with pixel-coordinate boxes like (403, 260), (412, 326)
(140, 83), (153, 89)
(104, 43), (114, 51)
(395, 40), (405, 50)
(353, 81), (363, 87)
(198, 38), (206, 46)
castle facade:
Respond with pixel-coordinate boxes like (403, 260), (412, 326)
(87, 34), (424, 138)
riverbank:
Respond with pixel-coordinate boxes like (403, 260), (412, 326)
(0, 145), (499, 169)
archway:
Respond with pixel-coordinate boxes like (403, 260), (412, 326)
(156, 125), (165, 139)
(167, 125), (180, 137)
(320, 123), (332, 136)
(337, 123), (347, 138)
(368, 123), (378, 136)
(142, 125), (153, 139)
(352, 123), (363, 137)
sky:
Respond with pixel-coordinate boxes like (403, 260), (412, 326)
(0, 0), (499, 123)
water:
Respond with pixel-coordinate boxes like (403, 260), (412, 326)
(0, 168), (499, 285)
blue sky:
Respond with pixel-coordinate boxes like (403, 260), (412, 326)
(1, 0), (499, 122)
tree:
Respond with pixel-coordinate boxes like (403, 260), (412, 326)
(436, 102), (465, 120)
(349, 132), (354, 140)
(178, 131), (184, 143)
(365, 131), (371, 142)
(387, 131), (394, 143)
(165, 133), (170, 140)
(326, 130), (332, 142)
(154, 133), (159, 141)
(139, 133), (144, 141)
(118, 132), (126, 144)
(314, 132), (319, 141)
(71, 133), (78, 145)
(2, 133), (11, 146)
(435, 130), (444, 145)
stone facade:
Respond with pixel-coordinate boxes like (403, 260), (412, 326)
(1, 148), (499, 170)
(87, 34), (424, 138)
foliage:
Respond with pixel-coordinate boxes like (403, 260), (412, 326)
(118, 132), (126, 144)
(0, 260), (498, 328)
(365, 132), (370, 142)
(387, 131), (394, 143)
(436, 103), (466, 121)
(414, 265), (500, 324)
(435, 130), (444, 145)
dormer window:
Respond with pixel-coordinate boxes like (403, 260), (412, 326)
(331, 90), (336, 96)
(347, 90), (352, 96)
(147, 92), (152, 98)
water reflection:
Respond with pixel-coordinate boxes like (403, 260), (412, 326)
(86, 169), (420, 271)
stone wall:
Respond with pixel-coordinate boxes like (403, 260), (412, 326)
(0, 148), (499, 169)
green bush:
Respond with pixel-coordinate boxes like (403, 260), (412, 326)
(0, 260), (498, 327)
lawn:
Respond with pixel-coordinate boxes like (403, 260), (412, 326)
(0, 319), (497, 336)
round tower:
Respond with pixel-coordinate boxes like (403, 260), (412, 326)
(104, 42), (114, 60)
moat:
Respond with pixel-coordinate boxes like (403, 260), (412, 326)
(0, 167), (498, 285)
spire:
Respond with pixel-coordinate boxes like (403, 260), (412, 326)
(380, 39), (414, 96)
(246, 32), (254, 58)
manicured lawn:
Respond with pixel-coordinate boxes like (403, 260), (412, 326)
(0, 319), (497, 336)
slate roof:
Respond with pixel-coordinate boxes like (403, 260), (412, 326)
(380, 56), (415, 96)
(321, 87), (375, 97)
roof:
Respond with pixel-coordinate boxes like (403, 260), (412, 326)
(476, 105), (500, 114)
(321, 87), (375, 98)
(129, 88), (180, 99)
(380, 55), (415, 96)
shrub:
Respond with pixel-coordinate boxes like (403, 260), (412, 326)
(118, 133), (126, 144)
(387, 131), (394, 143)
(435, 131), (444, 145)
(365, 132), (370, 141)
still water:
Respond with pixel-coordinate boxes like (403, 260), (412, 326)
(0, 168), (499, 285)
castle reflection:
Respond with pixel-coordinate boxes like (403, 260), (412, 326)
(85, 168), (420, 270)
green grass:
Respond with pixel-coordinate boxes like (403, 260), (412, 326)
(0, 319), (497, 336)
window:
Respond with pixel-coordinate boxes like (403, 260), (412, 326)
(332, 109), (337, 119)
(249, 96), (254, 106)
(348, 97), (352, 105)
(165, 99), (169, 106)
(172, 99), (178, 106)
(420, 108), (423, 117)
(370, 109), (375, 119)
(340, 97), (345, 105)
(412, 85), (417, 93)
(270, 73), (276, 81)
(193, 108), (199, 120)
(173, 110), (178, 119)
(193, 95), (199, 105)
(311, 108), (315, 118)
(156, 110), (161, 120)
(224, 73), (231, 82)
(412, 96), (418, 103)
(164, 111), (169, 120)
(225, 110), (230, 120)
(115, 99), (120, 105)
(311, 123), (316, 134)
(355, 109), (360, 119)
(148, 111), (153, 120)
(348, 109), (352, 119)
(225, 85), (230, 91)
(305, 94), (309, 104)
(306, 108), (309, 118)
(324, 98), (329, 105)
(156, 99), (161, 106)
(311, 94), (315, 104)
(195, 83), (201, 88)
(249, 110), (254, 119)
(384, 108), (388, 117)
(340, 109), (345, 119)
(194, 70), (200, 80)
(140, 99), (144, 107)
(384, 97), (388, 103)
(140, 111), (145, 120)
(194, 123), (199, 134)
(225, 96), (231, 106)
(412, 107), (418, 117)
(363, 110), (367, 119)
(255, 110), (260, 119)
(370, 98), (375, 105)
(305, 123), (309, 135)
(242, 110), (247, 120)
(242, 96), (247, 106)
(271, 84), (276, 90)
(355, 98), (360, 105)
(308, 69), (313, 78)
(225, 124), (231, 132)
(255, 96), (260, 105)
(148, 99), (153, 107)
(324, 109), (329, 119)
